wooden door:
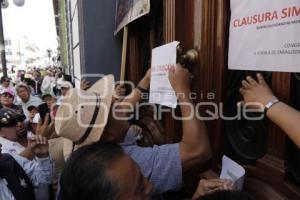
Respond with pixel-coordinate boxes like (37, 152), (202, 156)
(126, 0), (300, 199)
(163, 0), (300, 199)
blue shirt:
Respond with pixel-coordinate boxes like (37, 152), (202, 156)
(121, 129), (182, 195)
(57, 130), (182, 199)
(0, 154), (53, 200)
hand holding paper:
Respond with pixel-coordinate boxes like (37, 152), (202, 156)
(220, 155), (246, 191)
(168, 64), (191, 95)
(149, 41), (179, 108)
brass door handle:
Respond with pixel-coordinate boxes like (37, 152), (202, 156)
(177, 46), (199, 66)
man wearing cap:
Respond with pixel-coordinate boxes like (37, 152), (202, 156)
(16, 83), (42, 119)
(0, 108), (54, 200)
(0, 108), (52, 157)
(0, 90), (23, 115)
(55, 65), (212, 196)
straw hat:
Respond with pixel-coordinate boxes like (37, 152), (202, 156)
(55, 75), (114, 157)
(60, 81), (72, 89)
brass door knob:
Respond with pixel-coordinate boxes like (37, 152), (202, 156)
(182, 49), (199, 64)
(177, 47), (199, 66)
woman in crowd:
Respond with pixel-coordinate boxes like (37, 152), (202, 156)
(0, 76), (14, 94)
(0, 90), (23, 115)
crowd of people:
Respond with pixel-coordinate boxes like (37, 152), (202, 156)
(0, 66), (74, 200)
(0, 64), (299, 200)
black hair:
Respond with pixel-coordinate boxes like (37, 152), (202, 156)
(0, 76), (9, 83)
(20, 74), (25, 82)
(63, 74), (72, 83)
(23, 78), (35, 88)
(60, 142), (124, 200)
(200, 190), (254, 200)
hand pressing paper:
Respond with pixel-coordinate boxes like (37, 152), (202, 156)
(149, 41), (179, 108)
(220, 155), (245, 190)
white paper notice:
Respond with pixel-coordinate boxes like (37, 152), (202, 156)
(229, 0), (300, 72)
(220, 155), (245, 191)
(149, 41), (179, 108)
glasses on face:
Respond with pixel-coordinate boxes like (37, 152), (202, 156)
(1, 94), (13, 98)
(3, 79), (10, 82)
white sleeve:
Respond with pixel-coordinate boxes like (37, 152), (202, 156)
(0, 179), (15, 200)
(41, 77), (51, 93)
(10, 154), (53, 187)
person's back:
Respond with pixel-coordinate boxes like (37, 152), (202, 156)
(0, 153), (36, 200)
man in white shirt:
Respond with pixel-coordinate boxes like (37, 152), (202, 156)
(0, 108), (53, 200)
(0, 137), (53, 200)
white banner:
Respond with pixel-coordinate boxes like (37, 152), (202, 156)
(229, 0), (300, 72)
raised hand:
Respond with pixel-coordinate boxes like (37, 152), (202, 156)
(239, 74), (276, 106)
(168, 64), (192, 94)
(36, 114), (55, 139)
(28, 135), (49, 158)
(80, 80), (91, 91)
(112, 84), (126, 102)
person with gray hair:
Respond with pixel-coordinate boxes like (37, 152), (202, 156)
(15, 83), (42, 119)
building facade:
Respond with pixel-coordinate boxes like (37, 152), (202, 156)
(58, 0), (122, 87)
(3, 34), (43, 70)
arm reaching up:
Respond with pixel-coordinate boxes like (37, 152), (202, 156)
(121, 68), (151, 106)
(12, 135), (53, 187)
(35, 114), (55, 139)
(169, 64), (212, 171)
(240, 73), (300, 148)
